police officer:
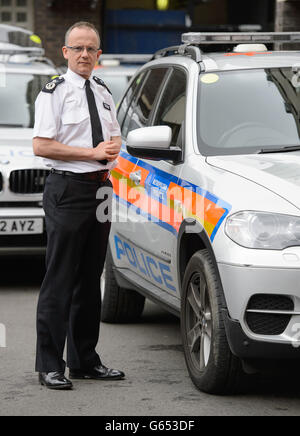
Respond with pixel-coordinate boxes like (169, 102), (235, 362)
(33, 21), (124, 390)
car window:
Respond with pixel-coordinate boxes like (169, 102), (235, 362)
(153, 68), (187, 147)
(118, 70), (146, 133)
(122, 68), (169, 137)
(0, 73), (52, 128)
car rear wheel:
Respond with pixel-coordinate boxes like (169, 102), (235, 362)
(101, 245), (145, 323)
(181, 249), (242, 394)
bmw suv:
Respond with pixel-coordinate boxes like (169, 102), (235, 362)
(101, 32), (300, 394)
(0, 46), (57, 255)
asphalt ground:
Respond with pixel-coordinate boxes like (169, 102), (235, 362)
(0, 257), (300, 416)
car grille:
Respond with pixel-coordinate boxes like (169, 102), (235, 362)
(247, 294), (294, 312)
(9, 169), (50, 194)
(245, 294), (294, 336)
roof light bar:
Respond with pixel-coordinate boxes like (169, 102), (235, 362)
(0, 47), (45, 56)
(182, 32), (300, 45)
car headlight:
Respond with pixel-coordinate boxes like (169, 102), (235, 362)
(225, 211), (300, 250)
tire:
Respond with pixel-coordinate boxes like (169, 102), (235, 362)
(101, 246), (145, 323)
(181, 249), (242, 395)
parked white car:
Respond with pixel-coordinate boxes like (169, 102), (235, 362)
(0, 48), (57, 255)
(101, 32), (300, 394)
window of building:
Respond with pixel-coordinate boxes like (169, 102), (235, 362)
(0, 0), (33, 30)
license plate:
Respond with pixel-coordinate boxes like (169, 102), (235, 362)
(0, 218), (43, 235)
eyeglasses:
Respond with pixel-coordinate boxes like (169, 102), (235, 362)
(66, 46), (100, 54)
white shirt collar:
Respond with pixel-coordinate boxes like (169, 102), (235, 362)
(65, 68), (91, 89)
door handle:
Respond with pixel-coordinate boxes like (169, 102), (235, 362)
(129, 170), (142, 186)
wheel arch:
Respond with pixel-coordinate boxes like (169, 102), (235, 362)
(177, 219), (221, 295)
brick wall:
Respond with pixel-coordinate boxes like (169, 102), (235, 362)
(275, 0), (300, 49)
(275, 0), (300, 31)
(34, 0), (103, 67)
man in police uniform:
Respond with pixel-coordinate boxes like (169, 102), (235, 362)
(33, 22), (124, 390)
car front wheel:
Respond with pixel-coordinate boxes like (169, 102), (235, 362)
(181, 249), (242, 394)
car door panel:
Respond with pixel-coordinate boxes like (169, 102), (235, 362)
(110, 145), (140, 271)
(132, 158), (181, 295)
(126, 67), (188, 298)
(110, 67), (171, 276)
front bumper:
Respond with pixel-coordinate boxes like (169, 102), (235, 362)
(218, 262), (300, 351)
(223, 310), (300, 360)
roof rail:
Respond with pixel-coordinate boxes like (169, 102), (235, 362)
(152, 44), (202, 62)
(182, 32), (300, 45)
(152, 45), (180, 59)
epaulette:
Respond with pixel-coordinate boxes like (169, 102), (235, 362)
(42, 77), (65, 94)
(93, 76), (112, 95)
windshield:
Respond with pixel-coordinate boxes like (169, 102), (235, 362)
(198, 68), (300, 156)
(0, 73), (51, 128)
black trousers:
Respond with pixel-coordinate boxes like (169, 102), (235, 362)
(36, 173), (112, 373)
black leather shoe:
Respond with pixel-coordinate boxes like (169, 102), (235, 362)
(69, 365), (125, 381)
(39, 372), (73, 390)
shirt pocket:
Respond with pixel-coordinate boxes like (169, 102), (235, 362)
(61, 102), (90, 125)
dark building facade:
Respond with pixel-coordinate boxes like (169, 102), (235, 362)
(276, 0), (300, 31)
(0, 0), (299, 66)
(34, 0), (104, 67)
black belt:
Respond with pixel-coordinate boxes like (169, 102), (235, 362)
(50, 168), (110, 182)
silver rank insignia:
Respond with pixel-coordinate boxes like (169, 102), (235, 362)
(46, 82), (56, 90)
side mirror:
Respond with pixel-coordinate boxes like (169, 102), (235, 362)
(126, 126), (182, 162)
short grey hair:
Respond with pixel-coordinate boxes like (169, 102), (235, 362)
(65, 21), (101, 47)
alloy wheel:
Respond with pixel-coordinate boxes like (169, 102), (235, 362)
(185, 272), (212, 371)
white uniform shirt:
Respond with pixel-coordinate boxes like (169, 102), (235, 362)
(33, 68), (121, 173)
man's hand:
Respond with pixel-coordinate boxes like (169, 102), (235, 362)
(93, 140), (121, 162)
(33, 136), (122, 163)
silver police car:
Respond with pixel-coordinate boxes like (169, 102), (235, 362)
(102, 32), (300, 394)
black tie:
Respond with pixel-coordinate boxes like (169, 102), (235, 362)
(85, 79), (108, 165)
